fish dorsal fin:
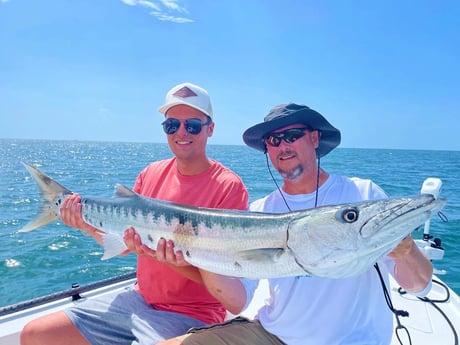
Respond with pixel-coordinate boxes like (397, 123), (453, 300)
(236, 248), (285, 262)
(114, 184), (137, 198)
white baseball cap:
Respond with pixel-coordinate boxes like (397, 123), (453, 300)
(158, 82), (213, 120)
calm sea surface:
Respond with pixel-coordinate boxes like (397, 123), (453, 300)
(1, 139), (459, 307)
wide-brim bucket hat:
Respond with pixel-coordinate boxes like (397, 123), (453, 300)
(242, 103), (341, 157)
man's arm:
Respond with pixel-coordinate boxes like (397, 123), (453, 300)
(388, 235), (433, 293)
(131, 232), (248, 314)
(136, 233), (249, 312)
(199, 270), (247, 315)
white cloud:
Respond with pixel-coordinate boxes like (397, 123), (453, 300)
(152, 12), (193, 23)
(120, 0), (193, 23)
(1, 0), (10, 3)
(137, 0), (161, 11)
(120, 0), (137, 6)
(158, 0), (188, 13)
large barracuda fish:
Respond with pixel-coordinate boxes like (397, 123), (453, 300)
(20, 162), (446, 279)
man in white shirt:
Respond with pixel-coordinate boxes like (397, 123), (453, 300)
(160, 103), (433, 345)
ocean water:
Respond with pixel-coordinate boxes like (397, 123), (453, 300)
(1, 138), (459, 308)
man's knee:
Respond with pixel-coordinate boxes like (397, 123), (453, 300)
(20, 319), (43, 345)
(19, 311), (89, 345)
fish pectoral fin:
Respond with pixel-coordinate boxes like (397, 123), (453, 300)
(236, 248), (285, 262)
(101, 232), (128, 260)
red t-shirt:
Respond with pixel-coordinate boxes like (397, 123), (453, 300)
(133, 158), (248, 324)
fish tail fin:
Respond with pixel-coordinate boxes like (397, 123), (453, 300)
(19, 162), (73, 232)
(101, 232), (129, 260)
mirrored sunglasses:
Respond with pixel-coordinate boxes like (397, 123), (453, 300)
(265, 128), (309, 147)
(162, 117), (212, 135)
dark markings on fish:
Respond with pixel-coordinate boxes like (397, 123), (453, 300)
(131, 207), (138, 217)
(159, 202), (262, 232)
(234, 261), (242, 269)
(176, 213), (195, 227)
(185, 250), (191, 258)
(148, 234), (154, 243)
(192, 225), (199, 236)
(162, 207), (204, 231)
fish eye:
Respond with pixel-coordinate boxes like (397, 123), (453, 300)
(342, 207), (359, 223)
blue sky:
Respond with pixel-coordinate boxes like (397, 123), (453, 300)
(1, 0), (459, 150)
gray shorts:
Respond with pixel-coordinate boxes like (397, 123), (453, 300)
(183, 317), (286, 345)
(65, 286), (206, 345)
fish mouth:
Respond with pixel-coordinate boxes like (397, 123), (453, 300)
(359, 194), (445, 239)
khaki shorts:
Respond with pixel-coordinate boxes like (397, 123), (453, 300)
(182, 317), (286, 345)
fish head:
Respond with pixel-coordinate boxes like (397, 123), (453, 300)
(286, 194), (447, 278)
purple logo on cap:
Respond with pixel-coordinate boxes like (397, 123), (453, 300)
(173, 87), (197, 99)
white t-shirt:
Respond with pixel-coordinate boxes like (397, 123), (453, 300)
(243, 174), (398, 345)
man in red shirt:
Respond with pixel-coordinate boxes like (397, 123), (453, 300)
(21, 82), (249, 345)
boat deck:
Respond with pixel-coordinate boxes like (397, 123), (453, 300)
(1, 274), (458, 345)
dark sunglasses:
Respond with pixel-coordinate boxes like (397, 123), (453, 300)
(162, 117), (212, 135)
(265, 128), (309, 147)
